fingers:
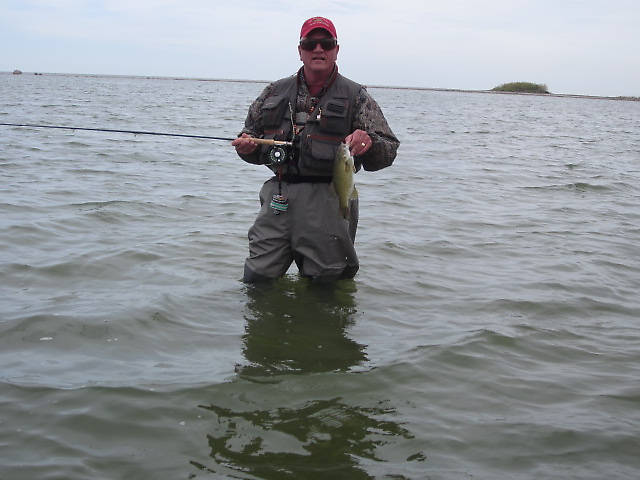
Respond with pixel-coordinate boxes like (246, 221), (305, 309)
(346, 129), (372, 156)
(232, 133), (258, 155)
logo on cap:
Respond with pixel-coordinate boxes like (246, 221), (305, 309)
(300, 17), (337, 39)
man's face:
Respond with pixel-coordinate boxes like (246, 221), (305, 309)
(298, 29), (339, 76)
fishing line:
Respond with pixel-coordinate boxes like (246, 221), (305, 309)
(0, 122), (236, 142)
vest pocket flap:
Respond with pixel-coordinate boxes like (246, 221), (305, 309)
(320, 104), (349, 133)
(262, 95), (286, 109)
(325, 99), (348, 114)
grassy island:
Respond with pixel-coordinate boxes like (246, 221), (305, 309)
(492, 82), (549, 94)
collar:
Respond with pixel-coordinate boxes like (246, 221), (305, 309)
(297, 65), (338, 98)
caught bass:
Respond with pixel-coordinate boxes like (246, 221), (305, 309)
(332, 142), (358, 219)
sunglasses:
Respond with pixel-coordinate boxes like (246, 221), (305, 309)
(299, 37), (338, 51)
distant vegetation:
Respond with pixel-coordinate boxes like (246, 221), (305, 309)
(492, 82), (549, 94)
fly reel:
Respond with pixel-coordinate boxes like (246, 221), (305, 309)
(267, 145), (288, 166)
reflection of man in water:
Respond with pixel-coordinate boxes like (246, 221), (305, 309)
(196, 397), (419, 479)
(193, 282), (422, 478)
(238, 280), (366, 376)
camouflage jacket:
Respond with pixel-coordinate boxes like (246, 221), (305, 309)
(238, 67), (399, 172)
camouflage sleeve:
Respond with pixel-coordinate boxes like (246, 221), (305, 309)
(236, 83), (276, 165)
(352, 87), (400, 171)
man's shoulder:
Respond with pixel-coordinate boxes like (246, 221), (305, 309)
(270, 74), (298, 89)
(253, 75), (296, 102)
(334, 73), (367, 99)
(336, 73), (363, 90)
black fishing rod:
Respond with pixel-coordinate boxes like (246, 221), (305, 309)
(0, 122), (236, 142)
(0, 122), (293, 146)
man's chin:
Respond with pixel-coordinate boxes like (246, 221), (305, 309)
(307, 62), (332, 73)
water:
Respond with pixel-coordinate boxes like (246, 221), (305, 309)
(1, 72), (639, 479)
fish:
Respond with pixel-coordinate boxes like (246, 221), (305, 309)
(332, 142), (358, 219)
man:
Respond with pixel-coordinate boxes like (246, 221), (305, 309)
(233, 16), (399, 283)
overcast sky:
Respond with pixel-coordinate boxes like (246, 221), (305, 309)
(2, 0), (638, 97)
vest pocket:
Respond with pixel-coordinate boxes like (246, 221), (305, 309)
(261, 95), (289, 129)
(260, 95), (290, 165)
(319, 100), (349, 134)
(301, 134), (341, 175)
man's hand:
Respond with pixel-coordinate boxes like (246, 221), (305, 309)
(344, 129), (372, 156)
(232, 133), (259, 155)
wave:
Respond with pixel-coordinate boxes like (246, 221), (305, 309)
(522, 182), (614, 192)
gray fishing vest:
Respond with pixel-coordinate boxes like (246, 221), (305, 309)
(259, 72), (361, 177)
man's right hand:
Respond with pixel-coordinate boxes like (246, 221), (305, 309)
(232, 133), (259, 155)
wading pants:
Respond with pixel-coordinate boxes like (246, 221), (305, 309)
(243, 177), (359, 282)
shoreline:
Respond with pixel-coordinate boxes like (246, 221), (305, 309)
(4, 71), (638, 102)
(363, 84), (640, 102)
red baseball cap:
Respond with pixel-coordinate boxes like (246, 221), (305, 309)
(300, 17), (337, 39)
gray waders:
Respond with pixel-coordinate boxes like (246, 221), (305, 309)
(243, 177), (359, 282)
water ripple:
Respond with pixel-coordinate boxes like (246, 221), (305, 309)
(2, 74), (640, 479)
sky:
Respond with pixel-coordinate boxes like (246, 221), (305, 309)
(2, 0), (639, 97)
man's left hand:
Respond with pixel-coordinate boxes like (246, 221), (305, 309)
(345, 129), (372, 156)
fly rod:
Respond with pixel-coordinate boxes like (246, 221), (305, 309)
(0, 122), (293, 146)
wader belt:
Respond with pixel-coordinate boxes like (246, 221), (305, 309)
(278, 174), (333, 184)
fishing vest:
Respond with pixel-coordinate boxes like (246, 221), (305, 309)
(259, 72), (361, 177)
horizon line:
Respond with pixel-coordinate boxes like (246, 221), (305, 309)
(4, 70), (638, 102)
